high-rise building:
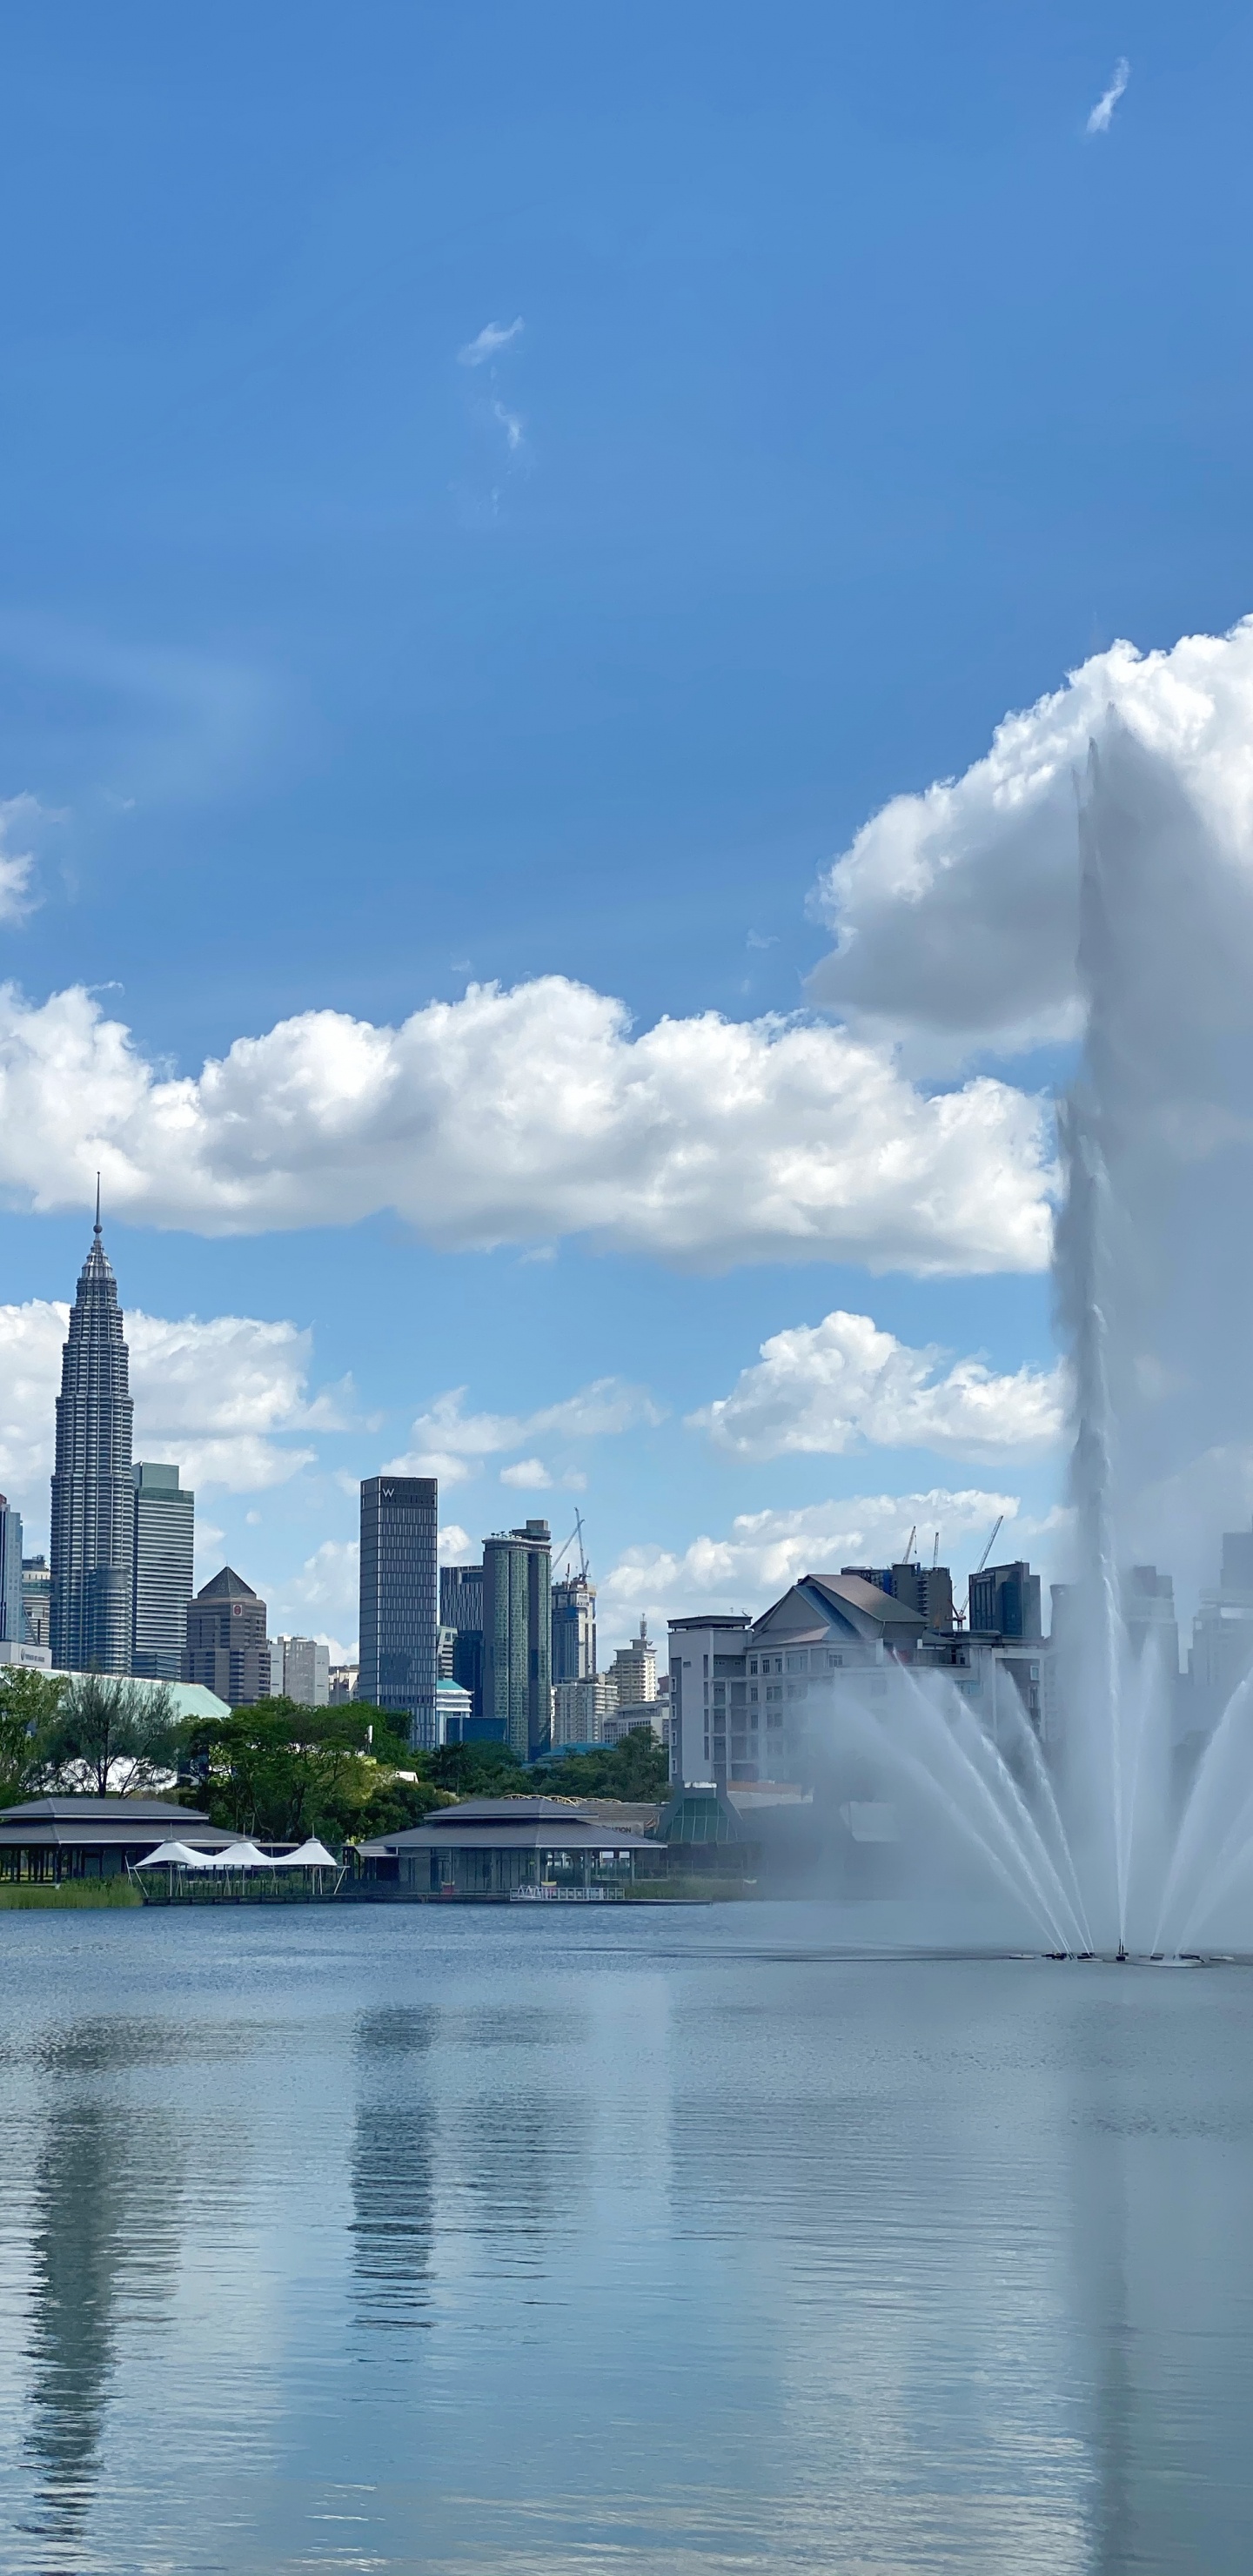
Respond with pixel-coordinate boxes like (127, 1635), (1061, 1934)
(50, 1205), (135, 1674)
(607, 1619), (657, 1707)
(183, 1566), (272, 1707)
(131, 1462), (195, 1680)
(552, 1573), (597, 1682)
(968, 1560), (1042, 1641)
(843, 1561), (955, 1631)
(21, 1554), (50, 1649)
(551, 1674), (616, 1747)
(358, 1477), (439, 1748)
(439, 1562), (484, 1714)
(482, 1520), (552, 1760)
(0, 1494), (23, 1646)
(271, 1634), (330, 1707)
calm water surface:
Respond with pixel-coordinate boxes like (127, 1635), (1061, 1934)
(2, 1902), (1252, 2574)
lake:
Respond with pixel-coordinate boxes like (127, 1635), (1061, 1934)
(2, 1902), (1252, 2573)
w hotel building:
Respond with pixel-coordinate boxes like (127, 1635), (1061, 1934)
(358, 1477), (439, 1749)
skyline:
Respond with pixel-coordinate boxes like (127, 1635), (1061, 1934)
(2, 3), (1252, 1656)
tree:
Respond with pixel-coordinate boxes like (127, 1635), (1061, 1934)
(0, 1668), (65, 1807)
(46, 1676), (184, 1795)
(425, 1740), (524, 1798)
(530, 1726), (669, 1801)
(185, 1699), (449, 1845)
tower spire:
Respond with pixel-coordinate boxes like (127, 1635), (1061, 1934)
(94, 1171), (101, 1236)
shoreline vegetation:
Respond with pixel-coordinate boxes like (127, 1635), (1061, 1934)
(0, 1878), (144, 1909)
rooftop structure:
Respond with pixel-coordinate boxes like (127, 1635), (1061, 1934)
(0, 1794), (238, 1882)
(357, 1794), (663, 1901)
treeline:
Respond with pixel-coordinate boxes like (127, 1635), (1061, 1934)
(0, 1667), (669, 1847)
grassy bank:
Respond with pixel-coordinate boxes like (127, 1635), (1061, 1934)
(0, 1878), (144, 1910)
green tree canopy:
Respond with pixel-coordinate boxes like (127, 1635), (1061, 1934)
(529, 1727), (669, 1801)
(45, 1676), (184, 1795)
(184, 1699), (448, 1845)
(0, 1668), (65, 1808)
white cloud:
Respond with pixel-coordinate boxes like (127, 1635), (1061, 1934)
(492, 399), (525, 453)
(809, 616), (1253, 1072)
(458, 317), (524, 366)
(387, 1377), (661, 1479)
(689, 1308), (1065, 1461)
(499, 1457), (551, 1489)
(596, 1487), (1022, 1649)
(0, 1299), (332, 1518)
(1086, 58), (1129, 136)
(0, 976), (1055, 1274)
(0, 795), (44, 922)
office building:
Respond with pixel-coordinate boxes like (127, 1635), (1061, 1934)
(358, 1476), (439, 1749)
(50, 1205), (135, 1674)
(606, 1619), (657, 1707)
(667, 1615), (754, 1787)
(968, 1560), (1042, 1641)
(843, 1560), (954, 1631)
(22, 1555), (50, 1648)
(440, 1561), (484, 1714)
(552, 1573), (597, 1683)
(1190, 1525), (1253, 1721)
(328, 1663), (358, 1705)
(551, 1674), (617, 1748)
(183, 1566), (272, 1707)
(482, 1519), (552, 1760)
(131, 1462), (195, 1680)
(0, 1494), (23, 1647)
(1123, 1566), (1180, 1673)
(272, 1634), (330, 1707)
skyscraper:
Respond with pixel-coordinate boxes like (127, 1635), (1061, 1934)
(0, 1493), (23, 1645)
(50, 1203), (135, 1674)
(358, 1477), (439, 1748)
(131, 1462), (195, 1680)
(552, 1573), (597, 1682)
(439, 1561), (484, 1715)
(183, 1566), (272, 1706)
(482, 1519), (552, 1760)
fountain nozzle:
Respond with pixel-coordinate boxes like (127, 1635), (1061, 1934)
(1116, 1942), (1128, 1963)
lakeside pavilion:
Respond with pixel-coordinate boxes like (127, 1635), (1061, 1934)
(0, 1796), (238, 1882)
(357, 1795), (667, 1900)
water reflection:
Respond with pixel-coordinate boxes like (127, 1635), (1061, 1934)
(20, 2073), (182, 2550)
(352, 2006), (436, 2329)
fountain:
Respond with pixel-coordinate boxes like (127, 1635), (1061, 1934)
(814, 721), (1253, 1961)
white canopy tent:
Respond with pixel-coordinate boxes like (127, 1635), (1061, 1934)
(206, 1841), (270, 1870)
(271, 1839), (338, 1869)
(136, 1841), (218, 1870)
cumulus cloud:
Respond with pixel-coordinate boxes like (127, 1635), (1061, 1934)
(459, 318), (524, 366)
(0, 1299), (335, 1516)
(689, 1308), (1064, 1461)
(808, 616), (1253, 1072)
(1086, 58), (1129, 136)
(385, 1377), (661, 1485)
(499, 1457), (552, 1489)
(0, 976), (1055, 1274)
(595, 1487), (1023, 1649)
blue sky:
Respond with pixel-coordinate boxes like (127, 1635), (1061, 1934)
(1, 1), (1251, 1654)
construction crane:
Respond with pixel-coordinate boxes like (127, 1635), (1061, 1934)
(955, 1513), (1004, 1627)
(553, 1509), (589, 1583)
(932, 1530), (940, 1568)
(901, 1524), (917, 1566)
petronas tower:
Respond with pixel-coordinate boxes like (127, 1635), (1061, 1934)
(49, 1199), (135, 1674)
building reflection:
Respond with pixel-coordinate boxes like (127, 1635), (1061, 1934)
(351, 2007), (437, 2329)
(22, 2047), (182, 2545)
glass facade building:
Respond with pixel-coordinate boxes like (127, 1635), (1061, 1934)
(482, 1521), (552, 1760)
(552, 1574), (597, 1682)
(50, 1214), (136, 1674)
(358, 1477), (439, 1749)
(0, 1494), (23, 1645)
(439, 1561), (484, 1717)
(131, 1462), (195, 1680)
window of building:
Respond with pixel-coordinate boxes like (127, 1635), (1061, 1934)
(749, 1684), (758, 1703)
(786, 1651), (807, 1674)
(748, 1657), (758, 1674)
(827, 1652), (843, 1668)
